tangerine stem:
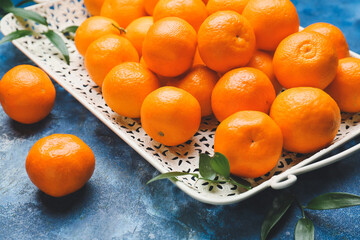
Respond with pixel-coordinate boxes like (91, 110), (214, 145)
(112, 23), (126, 34)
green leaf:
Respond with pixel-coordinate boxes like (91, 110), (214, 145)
(230, 175), (252, 188)
(305, 192), (360, 210)
(62, 25), (78, 34)
(3, 6), (48, 26)
(0, 0), (13, 9)
(0, 29), (33, 44)
(295, 218), (314, 240)
(169, 177), (178, 182)
(199, 153), (216, 180)
(43, 30), (70, 65)
(261, 193), (294, 240)
(209, 152), (230, 178)
(229, 177), (251, 190)
(15, 0), (35, 7)
(146, 172), (192, 184)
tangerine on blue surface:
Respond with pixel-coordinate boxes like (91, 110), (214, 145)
(0, 0), (359, 239)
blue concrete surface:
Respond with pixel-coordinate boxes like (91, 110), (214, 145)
(0, 0), (359, 239)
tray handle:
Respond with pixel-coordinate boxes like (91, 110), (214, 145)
(270, 142), (360, 190)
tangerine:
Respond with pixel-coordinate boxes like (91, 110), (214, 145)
(125, 16), (154, 56)
(270, 87), (341, 154)
(75, 16), (122, 57)
(144, 0), (159, 15)
(26, 134), (95, 197)
(141, 86), (201, 146)
(198, 11), (256, 73)
(0, 65), (55, 124)
(303, 22), (350, 59)
(100, 0), (146, 28)
(85, 34), (139, 87)
(211, 67), (276, 122)
(242, 0), (299, 51)
(167, 65), (218, 116)
(153, 0), (208, 31)
(214, 111), (283, 178)
(84, 0), (105, 16)
(246, 50), (282, 94)
(102, 62), (160, 118)
(273, 31), (338, 89)
(206, 0), (249, 15)
(325, 57), (360, 113)
(142, 17), (197, 77)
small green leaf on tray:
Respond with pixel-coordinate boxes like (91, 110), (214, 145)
(294, 217), (314, 240)
(62, 25), (79, 34)
(3, 6), (48, 26)
(0, 0), (14, 9)
(0, 29), (33, 45)
(199, 153), (216, 181)
(261, 193), (294, 240)
(229, 177), (252, 190)
(146, 172), (193, 184)
(305, 192), (360, 210)
(209, 152), (230, 178)
(230, 174), (252, 188)
(43, 30), (70, 65)
(15, 0), (35, 7)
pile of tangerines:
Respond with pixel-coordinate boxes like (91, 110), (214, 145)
(76, 0), (360, 178)
(0, 0), (360, 197)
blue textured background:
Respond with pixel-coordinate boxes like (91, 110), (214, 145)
(0, 0), (360, 239)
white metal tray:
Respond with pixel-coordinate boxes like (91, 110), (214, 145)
(1, 0), (360, 205)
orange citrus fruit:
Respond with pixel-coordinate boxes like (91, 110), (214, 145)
(84, 0), (105, 16)
(214, 111), (283, 178)
(141, 86), (201, 146)
(167, 65), (219, 116)
(100, 0), (146, 28)
(211, 67), (276, 122)
(141, 58), (176, 86)
(303, 22), (350, 59)
(198, 11), (256, 73)
(273, 31), (338, 89)
(140, 56), (149, 69)
(26, 134), (95, 197)
(153, 0), (208, 31)
(156, 73), (185, 86)
(206, 0), (249, 15)
(0, 65), (55, 124)
(75, 16), (122, 57)
(85, 34), (139, 87)
(102, 62), (160, 118)
(125, 16), (154, 56)
(246, 50), (282, 94)
(193, 47), (205, 66)
(325, 57), (360, 113)
(270, 87), (341, 154)
(142, 17), (197, 77)
(144, 0), (159, 15)
(242, 0), (299, 51)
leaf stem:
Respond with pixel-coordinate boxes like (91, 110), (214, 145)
(295, 197), (306, 218)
